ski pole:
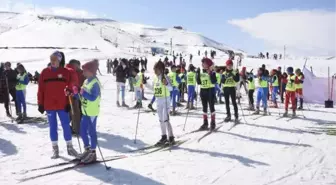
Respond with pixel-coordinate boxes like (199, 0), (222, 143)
(134, 99), (141, 144)
(79, 94), (111, 170)
(5, 77), (13, 122)
(182, 100), (190, 131)
(68, 96), (82, 154)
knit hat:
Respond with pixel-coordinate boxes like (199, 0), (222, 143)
(295, 68), (301, 73)
(202, 58), (214, 67)
(51, 51), (63, 62)
(82, 59), (99, 75)
(287, 67), (294, 74)
(226, 59), (233, 66)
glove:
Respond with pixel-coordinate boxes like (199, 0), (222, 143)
(65, 104), (71, 113)
(72, 86), (79, 95)
(38, 105), (44, 114)
(64, 86), (72, 96)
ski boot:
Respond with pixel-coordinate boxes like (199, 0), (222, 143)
(190, 104), (196, 110)
(177, 102), (183, 107)
(81, 149), (97, 164)
(283, 110), (288, 117)
(199, 118), (209, 130)
(234, 117), (240, 124)
(185, 102), (190, 110)
(248, 104), (255, 111)
(292, 110), (296, 117)
(155, 135), (168, 146)
(168, 136), (176, 145)
(79, 146), (91, 160)
(219, 98), (224, 104)
(116, 101), (121, 107)
(16, 113), (23, 121)
(224, 115), (231, 122)
(298, 98), (303, 110)
(67, 143), (79, 158)
(51, 145), (59, 159)
(133, 101), (142, 109)
(263, 108), (268, 115)
(142, 96), (148, 101)
(210, 119), (216, 131)
(148, 103), (155, 111)
(170, 108), (178, 116)
(121, 101), (129, 108)
(23, 112), (27, 119)
(253, 108), (260, 115)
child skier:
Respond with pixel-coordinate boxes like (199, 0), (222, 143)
(270, 69), (279, 108)
(168, 65), (181, 115)
(133, 68), (143, 109)
(254, 68), (269, 115)
(153, 61), (175, 145)
(247, 72), (255, 110)
(15, 64), (29, 122)
(69, 59), (101, 163)
(284, 67), (297, 116)
(295, 68), (305, 110)
(186, 64), (196, 109)
(222, 60), (240, 122)
(197, 58), (217, 130)
(280, 72), (288, 103)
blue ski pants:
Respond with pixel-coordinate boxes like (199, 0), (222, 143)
(187, 85), (195, 104)
(256, 88), (268, 108)
(80, 115), (98, 149)
(272, 86), (279, 103)
(47, 110), (72, 142)
(16, 90), (26, 114)
(170, 88), (179, 108)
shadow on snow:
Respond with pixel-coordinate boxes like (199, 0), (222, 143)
(97, 132), (147, 153)
(76, 163), (165, 185)
(0, 138), (18, 156)
(178, 147), (269, 167)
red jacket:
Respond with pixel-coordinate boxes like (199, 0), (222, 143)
(65, 64), (79, 88)
(38, 67), (71, 110)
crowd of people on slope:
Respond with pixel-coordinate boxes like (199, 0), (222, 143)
(0, 50), (305, 165)
(258, 52), (283, 60)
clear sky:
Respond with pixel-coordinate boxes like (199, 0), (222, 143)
(3, 0), (336, 55)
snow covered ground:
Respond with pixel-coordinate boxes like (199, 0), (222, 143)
(0, 53), (335, 185)
(0, 11), (336, 185)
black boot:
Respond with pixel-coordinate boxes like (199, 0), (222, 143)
(155, 135), (168, 146)
(199, 119), (209, 130)
(168, 136), (175, 145)
(298, 98), (303, 110)
(148, 103), (155, 111)
(224, 115), (231, 122)
(122, 101), (129, 108)
(210, 119), (216, 131)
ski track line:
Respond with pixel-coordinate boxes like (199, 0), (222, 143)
(263, 148), (321, 185)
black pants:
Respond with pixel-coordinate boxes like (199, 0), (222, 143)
(200, 88), (215, 114)
(179, 83), (186, 100)
(223, 87), (238, 118)
(248, 89), (254, 105)
(4, 88), (18, 113)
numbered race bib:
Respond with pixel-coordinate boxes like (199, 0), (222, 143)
(226, 77), (234, 85)
(154, 86), (163, 96)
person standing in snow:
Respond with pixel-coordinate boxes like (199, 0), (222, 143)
(65, 60), (81, 135)
(4, 62), (19, 116)
(295, 68), (304, 110)
(280, 72), (288, 103)
(186, 64), (196, 109)
(66, 59), (101, 164)
(168, 65), (181, 115)
(132, 68), (143, 109)
(247, 72), (255, 110)
(222, 59), (239, 122)
(253, 68), (269, 115)
(284, 67), (297, 117)
(152, 61), (175, 145)
(115, 59), (129, 107)
(38, 51), (79, 159)
(197, 58), (217, 130)
(15, 64), (29, 122)
(270, 69), (279, 108)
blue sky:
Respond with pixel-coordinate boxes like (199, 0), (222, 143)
(5, 0), (336, 55)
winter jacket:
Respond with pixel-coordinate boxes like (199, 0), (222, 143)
(115, 65), (128, 83)
(0, 69), (9, 103)
(38, 66), (71, 111)
(65, 64), (79, 89)
(4, 69), (18, 90)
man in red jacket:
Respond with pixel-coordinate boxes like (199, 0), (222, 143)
(37, 51), (79, 159)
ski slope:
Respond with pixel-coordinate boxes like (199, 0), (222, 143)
(0, 53), (336, 185)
